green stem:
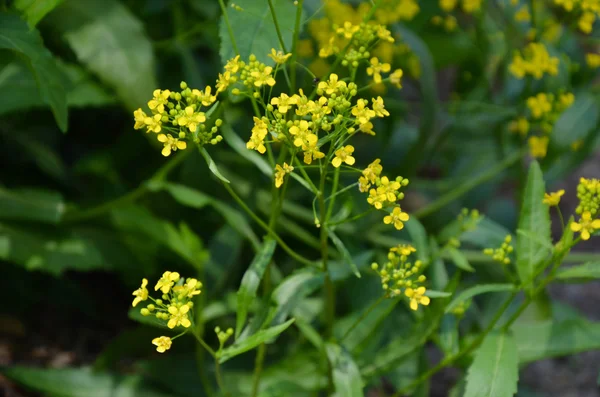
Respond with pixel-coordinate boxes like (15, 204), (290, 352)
(221, 182), (316, 267)
(215, 359), (230, 397)
(267, 0), (288, 53)
(339, 295), (385, 342)
(192, 331), (217, 358)
(290, 0), (304, 92)
(251, 343), (267, 397)
(327, 208), (376, 227)
(414, 148), (526, 219)
(218, 0), (239, 56)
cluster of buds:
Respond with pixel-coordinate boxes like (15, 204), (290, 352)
(483, 235), (514, 265)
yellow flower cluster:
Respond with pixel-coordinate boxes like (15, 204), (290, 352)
(576, 177), (600, 216)
(509, 43), (560, 80)
(358, 159), (410, 230)
(553, 0), (600, 34)
(131, 271), (202, 353)
(457, 208), (482, 232)
(371, 244), (429, 310)
(220, 54), (280, 95)
(483, 235), (514, 265)
(587, 53), (600, 68)
(432, 0), (483, 31)
(571, 211), (600, 240)
(133, 82), (223, 156)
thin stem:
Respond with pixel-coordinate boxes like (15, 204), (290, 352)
(251, 343), (267, 397)
(221, 179), (316, 267)
(339, 295), (385, 342)
(267, 0), (288, 53)
(290, 0), (304, 92)
(327, 208), (376, 227)
(218, 0), (239, 56)
(192, 331), (217, 358)
(414, 148), (526, 219)
(215, 360), (230, 397)
(293, 157), (319, 193)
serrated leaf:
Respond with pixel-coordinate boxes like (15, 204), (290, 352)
(0, 187), (64, 224)
(219, 0), (300, 66)
(3, 367), (177, 397)
(445, 284), (515, 313)
(218, 318), (294, 363)
(447, 247), (475, 272)
(0, 14), (68, 131)
(236, 239), (277, 337)
(513, 318), (600, 363)
(555, 261), (600, 282)
(49, 0), (157, 110)
(329, 229), (360, 278)
(199, 146), (230, 183)
(464, 332), (518, 397)
(516, 161), (551, 287)
(552, 93), (599, 150)
(326, 343), (364, 397)
(15, 0), (64, 27)
(270, 269), (324, 326)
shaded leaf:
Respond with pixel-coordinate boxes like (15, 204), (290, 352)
(0, 14), (68, 131)
(464, 332), (518, 397)
(405, 217), (429, 263)
(516, 161), (551, 287)
(0, 187), (64, 224)
(447, 247), (475, 272)
(555, 261), (600, 282)
(199, 146), (230, 183)
(552, 93), (599, 150)
(236, 239), (277, 337)
(445, 284), (515, 313)
(15, 0), (64, 26)
(326, 343), (364, 397)
(329, 229), (360, 278)
(270, 269), (324, 326)
(218, 318), (294, 363)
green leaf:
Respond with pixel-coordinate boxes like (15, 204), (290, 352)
(513, 318), (600, 363)
(447, 247), (475, 272)
(439, 314), (459, 356)
(48, 0), (157, 110)
(15, 0), (64, 27)
(218, 318), (294, 363)
(329, 229), (360, 278)
(236, 238), (277, 337)
(461, 217), (513, 249)
(552, 93), (600, 150)
(0, 14), (68, 131)
(0, 187), (64, 224)
(270, 269), (324, 326)
(445, 284), (515, 313)
(555, 261), (600, 282)
(425, 290), (452, 298)
(405, 217), (430, 263)
(464, 332), (518, 397)
(219, 0), (299, 65)
(199, 146), (230, 183)
(516, 161), (551, 286)
(326, 343), (364, 397)
(3, 367), (177, 397)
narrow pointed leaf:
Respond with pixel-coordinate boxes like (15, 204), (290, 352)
(555, 261), (600, 282)
(445, 284), (515, 313)
(199, 147), (230, 183)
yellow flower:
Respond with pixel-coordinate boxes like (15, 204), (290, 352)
(336, 21), (360, 38)
(570, 211), (600, 240)
(271, 93), (298, 113)
(367, 188), (387, 209)
(167, 304), (192, 329)
(371, 96), (390, 117)
(378, 176), (401, 202)
(383, 206), (410, 230)
(514, 5), (531, 22)
(143, 113), (162, 133)
(509, 43), (559, 80)
(332, 145), (356, 168)
(359, 121), (375, 135)
(362, 159), (383, 184)
(543, 190), (565, 206)
(390, 69), (403, 89)
(405, 286), (430, 310)
(303, 143), (325, 164)
(192, 86), (217, 106)
(578, 11), (595, 34)
(509, 117), (530, 136)
(526, 93), (553, 119)
(289, 120), (313, 147)
(440, 0), (458, 12)
(268, 48), (292, 64)
(148, 89), (171, 114)
(462, 0), (482, 13)
(247, 117), (269, 154)
(132, 278), (148, 307)
(274, 162), (294, 188)
(216, 71), (233, 92)
(366, 57), (391, 84)
(176, 106), (206, 132)
(587, 53), (600, 68)
(559, 92), (575, 108)
(133, 109), (147, 130)
(318, 73), (346, 96)
(155, 271), (180, 293)
(224, 55), (243, 73)
(152, 336), (172, 353)
(528, 136), (549, 158)
(352, 99), (376, 124)
(251, 66), (276, 87)
(157, 134), (187, 157)
(173, 278), (202, 299)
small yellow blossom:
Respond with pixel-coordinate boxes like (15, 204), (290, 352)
(251, 66), (276, 87)
(587, 53), (600, 68)
(366, 57), (391, 84)
(578, 11), (595, 34)
(389, 69), (403, 89)
(509, 117), (530, 136)
(216, 71), (233, 92)
(332, 145), (356, 168)
(440, 0), (458, 12)
(268, 48), (292, 64)
(148, 89), (171, 114)
(192, 86), (217, 106)
(302, 142), (325, 164)
(509, 43), (559, 80)
(383, 206), (410, 230)
(570, 211), (600, 240)
(271, 93), (298, 114)
(405, 286), (430, 310)
(225, 55), (243, 73)
(132, 278), (148, 307)
(318, 74), (346, 95)
(173, 278), (202, 299)
(371, 96), (390, 117)
(515, 6), (531, 22)
(155, 271), (180, 293)
(167, 304), (192, 329)
(527, 93), (553, 119)
(543, 190), (565, 206)
(336, 21), (360, 39)
(528, 136), (549, 158)
(247, 117), (269, 154)
(157, 134), (187, 157)
(133, 109), (147, 130)
(152, 336), (172, 353)
(352, 99), (376, 124)
(275, 162), (294, 188)
(363, 159), (383, 184)
(378, 176), (401, 202)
